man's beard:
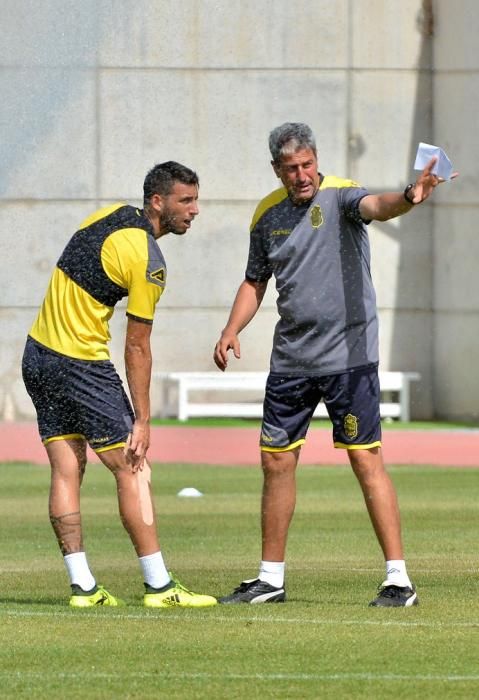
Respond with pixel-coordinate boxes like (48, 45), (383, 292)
(160, 210), (186, 235)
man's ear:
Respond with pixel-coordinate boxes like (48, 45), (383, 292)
(271, 160), (281, 178)
(150, 193), (163, 213)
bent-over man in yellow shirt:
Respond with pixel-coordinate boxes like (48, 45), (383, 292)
(23, 161), (217, 609)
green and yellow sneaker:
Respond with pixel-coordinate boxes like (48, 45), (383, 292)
(69, 584), (124, 608)
(143, 577), (217, 608)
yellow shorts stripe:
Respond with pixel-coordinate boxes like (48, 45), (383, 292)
(334, 440), (382, 450)
(261, 438), (306, 453)
(43, 433), (85, 445)
(94, 441), (127, 454)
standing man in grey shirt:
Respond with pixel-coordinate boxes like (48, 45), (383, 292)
(213, 122), (456, 607)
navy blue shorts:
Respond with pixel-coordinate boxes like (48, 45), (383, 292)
(260, 365), (381, 452)
(22, 337), (134, 452)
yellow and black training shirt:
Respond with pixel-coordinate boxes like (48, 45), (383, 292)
(29, 203), (166, 361)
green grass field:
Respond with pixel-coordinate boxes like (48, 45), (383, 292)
(0, 461), (478, 699)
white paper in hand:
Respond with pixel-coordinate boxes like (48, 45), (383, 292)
(414, 142), (454, 181)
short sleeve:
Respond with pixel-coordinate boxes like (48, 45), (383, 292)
(245, 219), (273, 282)
(127, 258), (163, 321)
(338, 185), (371, 225)
(102, 228), (164, 322)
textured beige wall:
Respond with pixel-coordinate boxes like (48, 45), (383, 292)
(432, 1), (479, 419)
(1, 0), (475, 421)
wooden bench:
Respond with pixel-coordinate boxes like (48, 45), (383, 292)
(155, 370), (420, 422)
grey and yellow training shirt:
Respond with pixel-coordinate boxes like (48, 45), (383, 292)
(246, 175), (378, 375)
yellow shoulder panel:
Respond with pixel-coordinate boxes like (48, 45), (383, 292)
(102, 228), (162, 321)
(79, 203), (126, 230)
(320, 175), (361, 190)
(250, 187), (289, 231)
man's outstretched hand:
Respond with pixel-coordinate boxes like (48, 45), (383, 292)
(411, 156), (459, 204)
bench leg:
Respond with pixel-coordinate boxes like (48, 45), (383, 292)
(400, 383), (410, 423)
(178, 383), (188, 422)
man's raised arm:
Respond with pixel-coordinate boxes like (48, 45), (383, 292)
(359, 156), (458, 222)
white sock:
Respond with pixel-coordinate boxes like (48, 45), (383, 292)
(63, 552), (96, 591)
(258, 560), (285, 588)
(139, 551), (170, 589)
(385, 560), (412, 588)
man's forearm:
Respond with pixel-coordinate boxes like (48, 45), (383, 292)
(359, 156), (453, 222)
(125, 346), (152, 422)
(360, 191), (414, 222)
(223, 279), (267, 334)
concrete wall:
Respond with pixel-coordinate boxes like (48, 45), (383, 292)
(432, 0), (479, 420)
(0, 0), (476, 421)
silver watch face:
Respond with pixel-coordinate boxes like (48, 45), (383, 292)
(404, 184), (415, 203)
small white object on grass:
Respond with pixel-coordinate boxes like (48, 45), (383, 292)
(177, 487), (203, 498)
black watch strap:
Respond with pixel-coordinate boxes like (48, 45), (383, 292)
(403, 183), (416, 205)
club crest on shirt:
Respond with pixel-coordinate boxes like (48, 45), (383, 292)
(344, 413), (358, 439)
(310, 205), (323, 229)
(149, 267), (166, 285)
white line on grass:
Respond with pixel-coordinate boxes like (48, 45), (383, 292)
(1, 609), (478, 628)
(0, 671), (478, 683)
(2, 564), (477, 573)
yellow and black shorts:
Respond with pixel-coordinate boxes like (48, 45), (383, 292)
(22, 337), (134, 452)
(260, 364), (382, 452)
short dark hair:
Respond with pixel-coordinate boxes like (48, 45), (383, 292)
(143, 161), (199, 204)
(269, 123), (317, 163)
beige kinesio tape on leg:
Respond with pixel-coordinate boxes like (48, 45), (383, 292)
(137, 463), (154, 526)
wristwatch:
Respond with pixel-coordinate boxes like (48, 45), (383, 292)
(403, 183), (416, 205)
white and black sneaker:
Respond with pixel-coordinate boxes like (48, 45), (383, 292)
(369, 582), (418, 607)
(219, 578), (286, 604)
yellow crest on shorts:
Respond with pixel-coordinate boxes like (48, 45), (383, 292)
(310, 205), (323, 229)
(344, 413), (358, 439)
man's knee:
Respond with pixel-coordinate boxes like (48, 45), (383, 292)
(348, 448), (389, 482)
(97, 446), (129, 475)
(261, 448), (299, 475)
